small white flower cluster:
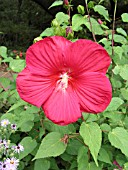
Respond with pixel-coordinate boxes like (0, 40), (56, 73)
(0, 119), (16, 130)
(0, 157), (19, 170)
(0, 119), (24, 170)
(0, 139), (24, 156)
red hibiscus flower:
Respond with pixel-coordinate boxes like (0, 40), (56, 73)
(16, 36), (112, 125)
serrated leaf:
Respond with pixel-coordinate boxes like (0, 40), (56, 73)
(77, 146), (88, 170)
(9, 59), (26, 72)
(121, 13), (128, 22)
(80, 122), (102, 166)
(34, 159), (50, 170)
(48, 0), (63, 9)
(0, 46), (7, 58)
(105, 97), (124, 111)
(108, 127), (128, 157)
(34, 132), (67, 160)
(94, 5), (110, 21)
(19, 137), (37, 160)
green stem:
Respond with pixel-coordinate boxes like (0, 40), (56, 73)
(84, 0), (97, 42)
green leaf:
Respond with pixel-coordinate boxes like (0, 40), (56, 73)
(34, 132), (67, 159)
(98, 148), (112, 165)
(0, 46), (7, 58)
(19, 137), (37, 160)
(86, 162), (102, 170)
(121, 88), (128, 100)
(49, 158), (59, 170)
(77, 146), (88, 170)
(48, 0), (63, 9)
(0, 113), (17, 123)
(108, 127), (128, 157)
(0, 77), (10, 88)
(44, 120), (75, 135)
(7, 100), (27, 113)
(20, 121), (34, 132)
(119, 65), (128, 80)
(94, 5), (110, 22)
(105, 97), (124, 111)
(121, 13), (128, 22)
(100, 123), (111, 132)
(34, 159), (50, 170)
(80, 122), (102, 166)
(84, 17), (104, 35)
(66, 139), (83, 156)
(72, 14), (87, 31)
(9, 59), (26, 72)
(16, 111), (35, 131)
(56, 12), (69, 25)
(116, 28), (127, 37)
(109, 34), (127, 44)
(40, 28), (54, 37)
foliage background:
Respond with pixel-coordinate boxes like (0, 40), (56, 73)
(0, 0), (128, 169)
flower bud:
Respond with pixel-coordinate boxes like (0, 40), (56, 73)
(52, 19), (59, 27)
(63, 0), (69, 5)
(77, 5), (85, 15)
(88, 1), (94, 9)
(66, 26), (74, 39)
(98, 19), (103, 25)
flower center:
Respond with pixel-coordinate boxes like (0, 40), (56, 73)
(57, 73), (69, 91)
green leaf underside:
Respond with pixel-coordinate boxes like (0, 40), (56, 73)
(34, 132), (67, 160)
(80, 122), (102, 166)
(108, 127), (128, 157)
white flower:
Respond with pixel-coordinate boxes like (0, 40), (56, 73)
(1, 119), (10, 127)
(5, 157), (19, 170)
(11, 124), (17, 130)
(13, 144), (24, 154)
(0, 161), (9, 170)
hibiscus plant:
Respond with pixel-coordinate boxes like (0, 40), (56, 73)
(0, 0), (128, 170)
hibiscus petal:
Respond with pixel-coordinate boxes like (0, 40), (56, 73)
(64, 39), (111, 75)
(43, 86), (81, 125)
(26, 36), (72, 76)
(75, 72), (112, 113)
(16, 67), (55, 107)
